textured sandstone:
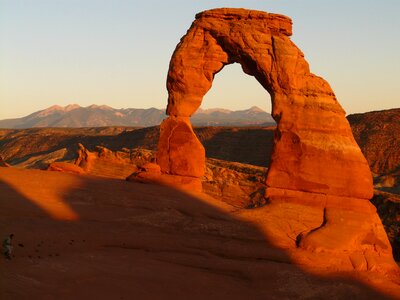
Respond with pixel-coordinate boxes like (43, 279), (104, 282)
(0, 155), (10, 167)
(127, 161), (202, 192)
(74, 144), (138, 179)
(139, 162), (161, 173)
(2, 167), (400, 299)
(159, 8), (372, 200)
(203, 159), (267, 208)
(128, 172), (202, 193)
(47, 162), (85, 175)
(150, 8), (398, 274)
(156, 116), (205, 178)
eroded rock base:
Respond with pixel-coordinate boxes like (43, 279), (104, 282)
(263, 187), (397, 274)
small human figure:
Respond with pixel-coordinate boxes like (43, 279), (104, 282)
(3, 234), (14, 260)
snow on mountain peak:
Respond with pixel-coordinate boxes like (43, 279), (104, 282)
(64, 104), (81, 111)
(87, 104), (113, 110)
(36, 104), (81, 117)
(195, 107), (232, 115)
(247, 106), (265, 112)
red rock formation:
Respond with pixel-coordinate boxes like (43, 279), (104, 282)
(47, 162), (85, 175)
(158, 8), (372, 200)
(74, 144), (138, 179)
(0, 155), (10, 167)
(157, 116), (204, 178)
(150, 8), (397, 274)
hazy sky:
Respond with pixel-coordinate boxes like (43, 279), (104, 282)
(1, 0), (399, 119)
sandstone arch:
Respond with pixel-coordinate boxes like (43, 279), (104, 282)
(136, 8), (400, 274)
(157, 8), (372, 200)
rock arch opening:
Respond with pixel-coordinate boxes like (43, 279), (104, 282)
(193, 62), (275, 170)
(200, 62), (271, 115)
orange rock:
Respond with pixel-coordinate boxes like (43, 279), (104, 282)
(47, 162), (85, 175)
(159, 8), (372, 199)
(151, 8), (398, 273)
(265, 187), (397, 273)
(127, 171), (202, 193)
(0, 155), (10, 167)
(75, 143), (97, 171)
(74, 144), (138, 179)
(139, 162), (161, 173)
(157, 116), (205, 178)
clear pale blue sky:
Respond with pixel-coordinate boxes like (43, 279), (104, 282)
(1, 0), (399, 119)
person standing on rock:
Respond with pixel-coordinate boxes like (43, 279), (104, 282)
(3, 234), (14, 260)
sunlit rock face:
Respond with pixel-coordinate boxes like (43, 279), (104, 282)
(160, 8), (372, 200)
(157, 117), (205, 178)
(74, 144), (139, 179)
(152, 8), (400, 274)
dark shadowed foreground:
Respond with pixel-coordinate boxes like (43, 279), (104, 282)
(0, 168), (399, 299)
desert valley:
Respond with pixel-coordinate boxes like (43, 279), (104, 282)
(1, 5), (400, 300)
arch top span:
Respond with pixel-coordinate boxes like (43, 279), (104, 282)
(167, 8), (295, 118)
(159, 8), (373, 200)
(195, 8), (293, 36)
(166, 8), (343, 121)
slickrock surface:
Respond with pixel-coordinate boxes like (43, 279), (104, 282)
(128, 161), (203, 192)
(1, 167), (400, 299)
(160, 8), (372, 200)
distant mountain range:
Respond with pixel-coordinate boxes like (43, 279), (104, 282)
(0, 104), (275, 128)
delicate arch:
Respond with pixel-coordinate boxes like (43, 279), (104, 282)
(157, 8), (372, 199)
